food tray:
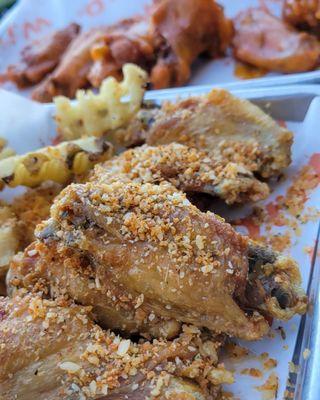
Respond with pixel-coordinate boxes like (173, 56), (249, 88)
(1, 0), (320, 100)
(0, 84), (320, 399)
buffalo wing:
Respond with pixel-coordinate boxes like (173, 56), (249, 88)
(233, 8), (320, 73)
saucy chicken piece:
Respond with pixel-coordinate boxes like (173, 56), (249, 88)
(148, 0), (233, 89)
(8, 0), (232, 102)
(283, 0), (320, 35)
(88, 0), (233, 90)
(0, 293), (232, 399)
(233, 8), (320, 73)
(32, 28), (107, 102)
(141, 89), (293, 178)
(91, 143), (269, 204)
(87, 17), (154, 89)
(7, 23), (80, 88)
(8, 181), (307, 341)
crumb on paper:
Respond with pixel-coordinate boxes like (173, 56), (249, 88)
(284, 389), (294, 399)
(267, 231), (292, 252)
(267, 330), (276, 339)
(224, 343), (249, 359)
(255, 372), (278, 400)
(240, 368), (263, 378)
(221, 391), (234, 400)
(259, 352), (269, 360)
(289, 362), (299, 374)
(277, 326), (286, 340)
(303, 348), (311, 360)
(304, 244), (320, 260)
(263, 358), (277, 370)
(232, 154), (320, 253)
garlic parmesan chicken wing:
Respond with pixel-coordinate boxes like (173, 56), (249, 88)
(0, 293), (232, 399)
(91, 143), (270, 204)
(7, 23), (80, 88)
(283, 0), (320, 35)
(8, 181), (307, 341)
(233, 8), (320, 73)
(139, 89), (293, 179)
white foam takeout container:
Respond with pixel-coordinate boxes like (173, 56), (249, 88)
(0, 84), (320, 399)
(1, 0), (320, 100)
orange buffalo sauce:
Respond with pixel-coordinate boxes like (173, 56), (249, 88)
(234, 61), (268, 80)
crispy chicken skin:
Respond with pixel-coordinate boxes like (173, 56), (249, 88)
(233, 8), (320, 73)
(141, 89), (293, 179)
(7, 23), (80, 88)
(283, 0), (320, 35)
(91, 143), (270, 204)
(8, 181), (307, 341)
(0, 293), (231, 399)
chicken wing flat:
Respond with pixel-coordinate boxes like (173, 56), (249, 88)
(8, 181), (307, 341)
(283, 0), (320, 35)
(233, 8), (320, 73)
(7, 23), (80, 88)
(0, 292), (232, 399)
(139, 89), (293, 178)
(31, 28), (108, 102)
(91, 143), (269, 204)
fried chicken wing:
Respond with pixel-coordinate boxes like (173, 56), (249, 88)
(283, 0), (320, 35)
(7, 23), (80, 88)
(7, 0), (232, 102)
(233, 8), (320, 73)
(91, 143), (269, 204)
(0, 293), (231, 399)
(8, 181), (306, 341)
(32, 28), (107, 102)
(141, 89), (293, 178)
(87, 17), (154, 89)
(88, 0), (233, 91)
(149, 0), (233, 89)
